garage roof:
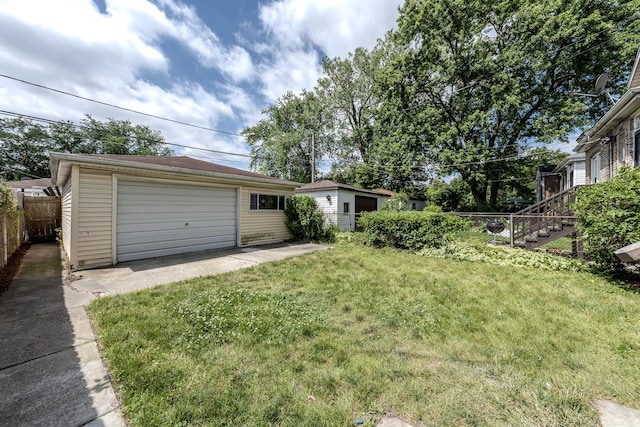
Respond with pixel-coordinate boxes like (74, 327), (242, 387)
(50, 153), (301, 188)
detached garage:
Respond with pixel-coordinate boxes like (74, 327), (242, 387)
(50, 153), (299, 270)
(295, 180), (388, 231)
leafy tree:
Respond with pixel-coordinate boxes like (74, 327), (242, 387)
(78, 115), (171, 155)
(242, 91), (331, 183)
(0, 118), (52, 180)
(381, 0), (640, 210)
(425, 178), (475, 212)
(317, 47), (383, 164)
(0, 115), (171, 180)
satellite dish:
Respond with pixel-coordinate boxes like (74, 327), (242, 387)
(594, 73), (609, 95)
(574, 72), (617, 104)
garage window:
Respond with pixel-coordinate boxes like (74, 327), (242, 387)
(250, 193), (286, 211)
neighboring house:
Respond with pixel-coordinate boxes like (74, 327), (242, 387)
(295, 180), (387, 231)
(575, 48), (640, 183)
(49, 153), (300, 270)
(553, 152), (586, 191)
(535, 165), (561, 203)
(6, 178), (60, 197)
(374, 189), (426, 211)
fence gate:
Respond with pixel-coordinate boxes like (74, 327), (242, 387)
(24, 196), (61, 241)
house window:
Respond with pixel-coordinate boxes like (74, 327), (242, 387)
(590, 153), (601, 184)
(250, 194), (286, 211)
(343, 202), (350, 214)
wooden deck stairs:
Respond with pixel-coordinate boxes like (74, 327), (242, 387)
(510, 186), (583, 257)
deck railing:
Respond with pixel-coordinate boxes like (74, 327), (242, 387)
(510, 186), (581, 246)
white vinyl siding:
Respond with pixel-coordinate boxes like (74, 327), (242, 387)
(573, 161), (586, 186)
(116, 180), (236, 262)
(76, 169), (112, 269)
(241, 186), (291, 246)
(61, 179), (72, 262)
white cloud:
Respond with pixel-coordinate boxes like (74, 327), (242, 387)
(251, 0), (402, 103)
(156, 0), (255, 82)
(258, 0), (402, 58)
(0, 0), (401, 171)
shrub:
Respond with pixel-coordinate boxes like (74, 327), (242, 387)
(380, 193), (409, 211)
(358, 210), (470, 250)
(0, 182), (16, 213)
(284, 195), (334, 241)
(573, 167), (640, 275)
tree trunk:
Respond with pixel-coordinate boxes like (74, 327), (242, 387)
(489, 179), (500, 211)
(469, 181), (488, 211)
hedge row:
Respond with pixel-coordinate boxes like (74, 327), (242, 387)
(358, 210), (469, 250)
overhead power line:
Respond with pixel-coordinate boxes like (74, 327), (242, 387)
(0, 73), (243, 137)
(0, 109), (252, 159)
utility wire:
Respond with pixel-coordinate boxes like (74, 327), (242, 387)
(0, 73), (243, 137)
(0, 109), (252, 159)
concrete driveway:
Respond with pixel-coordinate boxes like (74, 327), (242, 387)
(68, 242), (327, 296)
(0, 241), (326, 427)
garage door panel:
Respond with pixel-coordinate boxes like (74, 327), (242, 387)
(118, 233), (237, 255)
(118, 193), (236, 206)
(117, 218), (236, 233)
(117, 180), (237, 262)
(118, 240), (236, 263)
(117, 225), (237, 245)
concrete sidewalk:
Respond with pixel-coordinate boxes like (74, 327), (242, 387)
(0, 242), (123, 426)
(0, 241), (326, 427)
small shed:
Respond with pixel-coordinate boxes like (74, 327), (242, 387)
(295, 180), (388, 231)
(50, 153), (300, 270)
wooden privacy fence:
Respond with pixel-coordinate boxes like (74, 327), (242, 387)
(24, 196), (61, 241)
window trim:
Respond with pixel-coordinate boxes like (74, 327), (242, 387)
(250, 193), (286, 211)
(590, 153), (601, 184)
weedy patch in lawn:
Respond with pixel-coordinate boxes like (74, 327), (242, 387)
(88, 243), (640, 426)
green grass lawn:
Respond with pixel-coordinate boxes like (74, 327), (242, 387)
(88, 243), (640, 426)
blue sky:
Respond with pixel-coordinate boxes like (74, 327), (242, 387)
(0, 0), (403, 169)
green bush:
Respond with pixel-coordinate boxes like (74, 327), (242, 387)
(0, 182), (16, 213)
(573, 167), (640, 275)
(358, 210), (470, 250)
(284, 195), (334, 242)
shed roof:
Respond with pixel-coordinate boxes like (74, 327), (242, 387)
(295, 180), (383, 196)
(5, 178), (53, 188)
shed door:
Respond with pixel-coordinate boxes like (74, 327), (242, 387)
(116, 180), (236, 262)
(354, 195), (378, 230)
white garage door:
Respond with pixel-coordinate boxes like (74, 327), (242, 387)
(116, 180), (237, 262)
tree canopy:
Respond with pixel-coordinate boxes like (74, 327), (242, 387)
(381, 0), (640, 209)
(0, 115), (171, 181)
(242, 0), (640, 207)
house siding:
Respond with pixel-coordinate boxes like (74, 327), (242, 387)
(76, 168), (113, 269)
(337, 191), (357, 231)
(241, 186), (292, 246)
(296, 189), (341, 227)
(573, 161), (586, 186)
(61, 178), (72, 263)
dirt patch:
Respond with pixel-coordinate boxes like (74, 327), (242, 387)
(0, 243), (30, 294)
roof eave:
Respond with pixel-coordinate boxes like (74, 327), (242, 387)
(49, 152), (302, 188)
(575, 89), (640, 153)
